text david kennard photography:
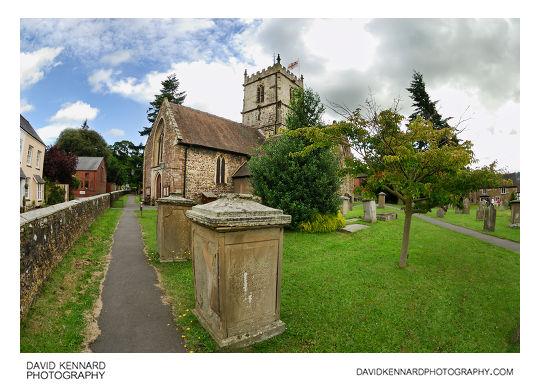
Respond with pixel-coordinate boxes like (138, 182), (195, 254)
(27, 361), (106, 380)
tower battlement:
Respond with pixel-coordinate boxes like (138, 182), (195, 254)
(244, 62), (303, 87)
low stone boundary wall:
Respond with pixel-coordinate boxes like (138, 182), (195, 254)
(20, 190), (126, 319)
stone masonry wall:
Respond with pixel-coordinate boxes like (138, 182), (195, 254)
(185, 146), (248, 202)
(20, 191), (125, 319)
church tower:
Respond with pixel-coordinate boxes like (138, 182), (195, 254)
(242, 54), (304, 137)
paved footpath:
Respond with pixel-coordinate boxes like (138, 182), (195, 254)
(90, 195), (186, 353)
(386, 205), (520, 253)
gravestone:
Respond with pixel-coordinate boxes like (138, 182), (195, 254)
(377, 192), (386, 209)
(156, 192), (195, 262)
(376, 212), (397, 221)
(185, 194), (291, 348)
(346, 194), (354, 211)
(340, 224), (370, 233)
(436, 208), (446, 218)
(463, 198), (470, 214)
(483, 205), (496, 232)
(509, 200), (520, 228)
(455, 198), (470, 214)
(340, 196), (350, 216)
(362, 199), (377, 223)
(476, 204), (485, 221)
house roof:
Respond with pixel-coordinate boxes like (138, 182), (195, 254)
(168, 103), (265, 155)
(33, 174), (45, 184)
(20, 168), (26, 179)
(20, 115), (45, 146)
(232, 162), (251, 178)
(76, 156), (104, 171)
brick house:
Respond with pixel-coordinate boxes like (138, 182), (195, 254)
(142, 99), (265, 203)
(20, 115), (46, 209)
(468, 172), (520, 206)
(71, 157), (107, 198)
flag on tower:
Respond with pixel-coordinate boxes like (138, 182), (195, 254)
(287, 60), (298, 70)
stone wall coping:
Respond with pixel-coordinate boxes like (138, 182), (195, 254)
(156, 192), (195, 206)
(186, 194), (291, 230)
(20, 192), (123, 226)
(509, 200), (520, 204)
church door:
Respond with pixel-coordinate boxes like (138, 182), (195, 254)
(156, 174), (162, 199)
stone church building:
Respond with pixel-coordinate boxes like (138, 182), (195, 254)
(143, 56), (353, 203)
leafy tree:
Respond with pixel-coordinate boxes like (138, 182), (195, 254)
(56, 126), (111, 160)
(140, 74), (186, 136)
(109, 140), (144, 188)
(56, 125), (120, 183)
(43, 145), (78, 184)
(285, 87), (325, 130)
(46, 182), (66, 205)
(248, 134), (342, 230)
(289, 100), (500, 267)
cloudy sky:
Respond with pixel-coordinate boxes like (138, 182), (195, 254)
(20, 18), (520, 171)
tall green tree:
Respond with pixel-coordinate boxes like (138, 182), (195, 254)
(289, 100), (500, 267)
(109, 140), (144, 188)
(285, 87), (326, 130)
(407, 71), (451, 130)
(140, 73), (186, 136)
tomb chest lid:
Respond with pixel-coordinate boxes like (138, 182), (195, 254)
(186, 194), (291, 231)
(156, 192), (195, 206)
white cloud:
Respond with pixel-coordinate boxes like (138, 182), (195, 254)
(89, 58), (248, 122)
(20, 47), (63, 89)
(88, 69), (115, 92)
(36, 101), (100, 144)
(36, 124), (72, 143)
(50, 101), (99, 122)
(20, 99), (34, 113)
(105, 129), (125, 136)
(101, 50), (132, 66)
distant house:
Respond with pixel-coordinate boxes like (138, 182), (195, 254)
(20, 115), (46, 209)
(71, 157), (107, 198)
(469, 172), (520, 205)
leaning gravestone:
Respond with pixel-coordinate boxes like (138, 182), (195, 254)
(483, 205), (496, 232)
(362, 199), (377, 223)
(476, 204), (485, 221)
(436, 208), (446, 218)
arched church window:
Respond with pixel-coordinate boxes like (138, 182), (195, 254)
(158, 131), (164, 163)
(257, 84), (264, 103)
(216, 155), (226, 185)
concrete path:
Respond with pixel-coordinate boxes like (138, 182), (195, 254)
(90, 195), (186, 353)
(386, 205), (520, 253)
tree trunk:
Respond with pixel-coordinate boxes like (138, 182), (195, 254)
(399, 201), (413, 268)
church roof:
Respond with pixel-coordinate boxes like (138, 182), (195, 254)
(76, 156), (104, 171)
(232, 162), (251, 178)
(169, 103), (265, 155)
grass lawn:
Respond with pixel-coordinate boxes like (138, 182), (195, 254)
(421, 204), (519, 242)
(111, 194), (129, 208)
(137, 208), (519, 353)
(20, 208), (123, 352)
